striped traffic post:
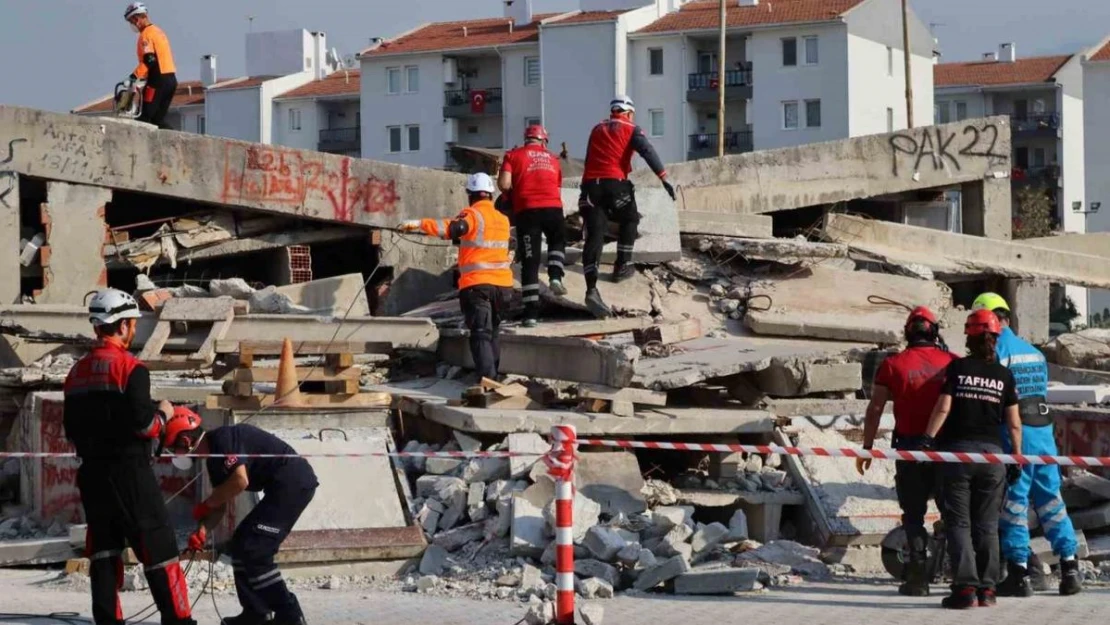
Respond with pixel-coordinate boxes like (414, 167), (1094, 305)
(545, 425), (578, 625)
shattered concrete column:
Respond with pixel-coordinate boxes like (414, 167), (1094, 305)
(1004, 278), (1050, 345)
(0, 172), (19, 304)
(961, 177), (1011, 240)
(36, 182), (109, 304)
(378, 231), (456, 315)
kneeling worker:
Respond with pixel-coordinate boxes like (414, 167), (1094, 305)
(162, 412), (318, 625)
(399, 173), (513, 379)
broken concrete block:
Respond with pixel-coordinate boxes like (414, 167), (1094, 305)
(467, 482), (489, 523)
(419, 544), (449, 576)
(576, 601), (605, 625)
(511, 493), (548, 558)
(691, 522), (729, 554)
(632, 319), (703, 347)
(636, 549), (658, 571)
(616, 543), (643, 567)
(509, 433), (549, 479)
(755, 359), (862, 397)
(524, 600), (554, 625)
(578, 577), (614, 599)
(582, 526), (628, 562)
(425, 457), (464, 475)
(432, 522), (486, 552)
(453, 431), (483, 452)
(745, 455), (764, 474)
(462, 457), (510, 484)
(652, 507), (687, 531)
(728, 510), (749, 541)
(759, 470), (788, 490)
(521, 562), (544, 594)
(673, 567), (762, 595)
(633, 555), (690, 591)
(575, 451), (648, 517)
(574, 559), (620, 588)
(416, 475), (466, 500)
(543, 492), (602, 543)
(486, 496), (512, 538)
(438, 486), (468, 531)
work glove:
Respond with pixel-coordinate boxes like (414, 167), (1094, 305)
(1006, 464), (1023, 485)
(918, 435), (936, 451)
(397, 220), (422, 233)
(855, 457), (872, 476)
(661, 180), (676, 202)
(186, 526), (207, 553)
(192, 502), (214, 523)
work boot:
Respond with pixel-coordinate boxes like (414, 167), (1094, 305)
(977, 587), (997, 607)
(611, 264), (636, 283)
(941, 585), (977, 609)
(1029, 554), (1050, 591)
(584, 288), (612, 319)
(1059, 558), (1083, 596)
(549, 278), (568, 296)
(996, 561), (1034, 597)
(522, 318), (539, 328)
(897, 558), (930, 596)
(220, 612), (270, 625)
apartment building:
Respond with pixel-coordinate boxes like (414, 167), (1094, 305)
(272, 70), (362, 156)
(1083, 40), (1110, 320)
(358, 0), (934, 169)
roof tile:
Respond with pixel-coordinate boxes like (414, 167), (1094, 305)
(934, 55), (1072, 87)
(278, 70), (361, 99)
(208, 76), (280, 91)
(1092, 41), (1110, 62)
(636, 0), (863, 34)
(362, 14), (560, 56)
(550, 10), (629, 25)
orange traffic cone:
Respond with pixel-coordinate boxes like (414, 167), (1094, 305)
(273, 337), (303, 408)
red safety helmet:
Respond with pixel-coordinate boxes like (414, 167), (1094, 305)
(524, 124), (548, 142)
(905, 306), (938, 329)
(163, 406), (204, 451)
(964, 309), (1002, 336)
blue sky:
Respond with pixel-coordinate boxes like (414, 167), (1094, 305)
(0, 0), (1106, 112)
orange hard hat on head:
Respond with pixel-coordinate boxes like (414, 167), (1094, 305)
(163, 406), (203, 450)
(964, 309), (1001, 336)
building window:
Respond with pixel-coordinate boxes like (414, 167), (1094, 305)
(649, 48), (664, 76)
(387, 67), (401, 94)
(782, 101), (799, 129)
(388, 126), (402, 153)
(936, 101), (951, 124)
(955, 101), (968, 121)
(1015, 146), (1029, 169)
(649, 110), (664, 137)
(887, 46), (893, 76)
(782, 38), (797, 66)
(886, 107), (894, 132)
(405, 66), (419, 93)
(406, 125), (421, 152)
(804, 36), (819, 65)
(805, 99), (821, 128)
(197, 115), (206, 135)
(305, 56), (313, 70)
(289, 108), (302, 132)
(1033, 147), (1046, 168)
(698, 52), (714, 73)
(525, 117), (541, 128)
(525, 56), (541, 86)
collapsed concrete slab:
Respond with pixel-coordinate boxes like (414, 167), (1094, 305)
(824, 212), (1110, 290)
(1045, 329), (1110, 370)
(437, 331), (636, 388)
(1023, 232), (1110, 257)
(561, 188), (680, 263)
(744, 264), (952, 344)
(678, 211), (772, 238)
(422, 403), (776, 435)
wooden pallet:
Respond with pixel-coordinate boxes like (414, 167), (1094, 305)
(138, 297), (247, 367)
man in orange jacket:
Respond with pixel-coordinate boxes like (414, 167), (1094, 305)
(400, 173), (513, 379)
(124, 3), (178, 129)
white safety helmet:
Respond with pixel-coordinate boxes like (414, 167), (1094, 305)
(465, 173), (496, 195)
(610, 95), (635, 113)
(124, 2), (148, 20)
(86, 288), (142, 326)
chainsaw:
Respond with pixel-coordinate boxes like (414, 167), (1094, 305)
(113, 77), (146, 119)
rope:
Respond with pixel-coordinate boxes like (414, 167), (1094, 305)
(867, 295), (913, 312)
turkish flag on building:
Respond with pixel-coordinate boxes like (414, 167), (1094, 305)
(470, 90), (487, 114)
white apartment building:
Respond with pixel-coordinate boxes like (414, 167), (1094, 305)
(1083, 39), (1110, 321)
(359, 0), (934, 170)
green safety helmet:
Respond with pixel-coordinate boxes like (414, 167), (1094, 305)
(972, 292), (1010, 313)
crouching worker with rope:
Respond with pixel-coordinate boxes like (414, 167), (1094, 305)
(64, 288), (196, 625)
(399, 173), (514, 379)
(162, 413), (318, 625)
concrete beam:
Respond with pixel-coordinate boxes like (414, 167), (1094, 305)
(679, 211), (773, 238)
(437, 330), (636, 387)
(423, 403), (776, 435)
(0, 106), (463, 227)
(824, 213), (1110, 289)
(582, 117), (1012, 216)
(1022, 233), (1110, 257)
(104, 226), (364, 269)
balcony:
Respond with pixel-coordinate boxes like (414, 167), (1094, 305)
(687, 131), (754, 161)
(1012, 113), (1060, 138)
(1011, 165), (1061, 188)
(444, 88), (503, 118)
(318, 127), (361, 155)
(687, 68), (753, 103)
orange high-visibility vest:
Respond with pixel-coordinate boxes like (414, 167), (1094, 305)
(420, 199), (513, 290)
(134, 24), (176, 80)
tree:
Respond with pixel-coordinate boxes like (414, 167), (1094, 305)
(1012, 185), (1055, 239)
(1050, 294), (1081, 328)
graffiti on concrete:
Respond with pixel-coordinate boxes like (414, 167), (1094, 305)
(0, 138), (26, 208)
(37, 124), (106, 179)
(889, 122), (1008, 177)
(221, 145), (400, 222)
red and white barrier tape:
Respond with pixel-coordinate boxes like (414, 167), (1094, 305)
(0, 450), (522, 459)
(578, 438), (1110, 467)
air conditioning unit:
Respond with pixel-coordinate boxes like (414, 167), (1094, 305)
(444, 118), (459, 143)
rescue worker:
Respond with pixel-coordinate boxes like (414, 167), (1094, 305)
(578, 95), (676, 318)
(124, 3), (178, 129)
(63, 288), (195, 625)
(399, 173), (513, 379)
(498, 124), (568, 327)
(971, 292), (1082, 596)
(857, 306), (956, 596)
(162, 413), (317, 625)
(923, 309), (1023, 609)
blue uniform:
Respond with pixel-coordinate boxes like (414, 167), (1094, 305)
(996, 326), (1078, 562)
(206, 424), (317, 622)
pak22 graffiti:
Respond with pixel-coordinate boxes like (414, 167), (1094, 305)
(889, 123), (1008, 177)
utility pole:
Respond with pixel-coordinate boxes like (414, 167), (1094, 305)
(718, 0), (726, 159)
(901, 0), (913, 127)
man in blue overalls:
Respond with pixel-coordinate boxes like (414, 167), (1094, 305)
(972, 292), (1081, 596)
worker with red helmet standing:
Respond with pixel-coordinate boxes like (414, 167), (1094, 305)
(498, 124), (567, 327)
(923, 310), (1023, 609)
(578, 95), (675, 318)
(63, 288), (196, 625)
(858, 306), (956, 596)
(162, 413), (317, 625)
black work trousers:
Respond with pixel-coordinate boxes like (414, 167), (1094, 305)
(460, 284), (511, 379)
(516, 207), (566, 320)
(579, 179), (639, 290)
(228, 481), (316, 620)
(893, 437), (945, 563)
(942, 440), (1006, 590)
(78, 459), (194, 625)
(138, 73), (177, 130)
